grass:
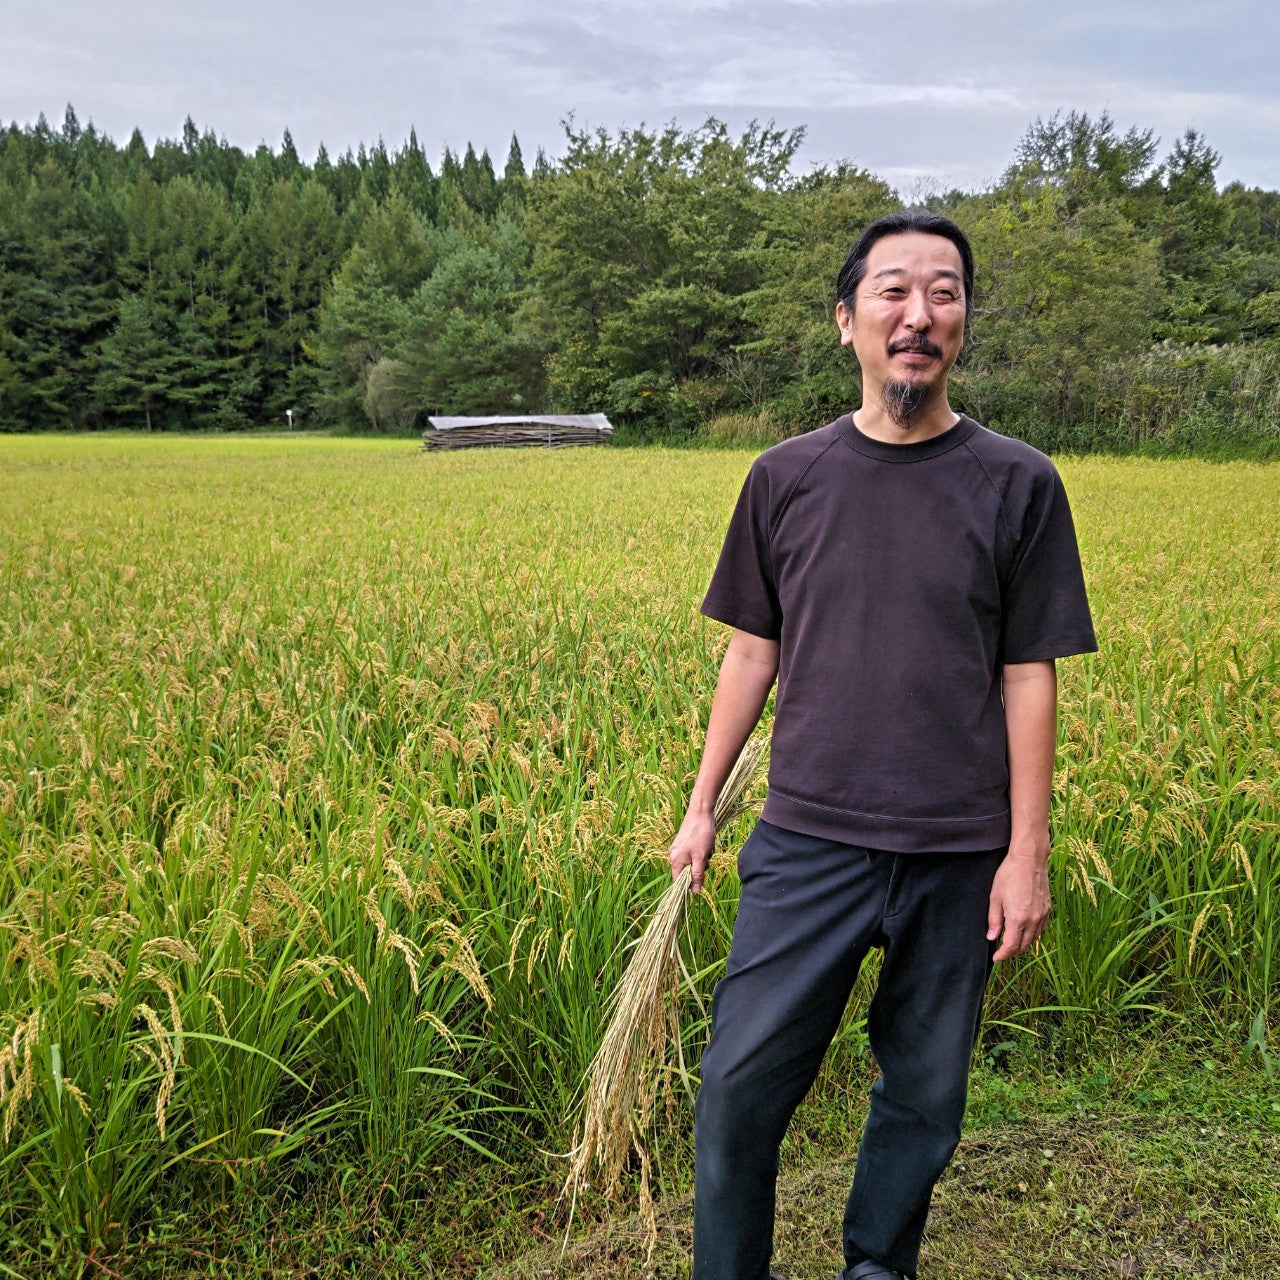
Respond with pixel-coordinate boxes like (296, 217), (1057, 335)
(72, 1037), (1279, 1279)
(512, 1120), (1280, 1280)
(1, 436), (1278, 1276)
(492, 1035), (1280, 1280)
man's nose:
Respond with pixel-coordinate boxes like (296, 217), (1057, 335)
(904, 291), (932, 330)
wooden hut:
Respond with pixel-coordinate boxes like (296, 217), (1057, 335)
(421, 414), (613, 451)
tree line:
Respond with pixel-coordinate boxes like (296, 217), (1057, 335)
(2, 105), (1278, 451)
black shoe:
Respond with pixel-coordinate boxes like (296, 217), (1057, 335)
(841, 1262), (905, 1280)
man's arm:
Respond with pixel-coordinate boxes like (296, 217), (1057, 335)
(988, 659), (1057, 962)
(669, 629), (780, 892)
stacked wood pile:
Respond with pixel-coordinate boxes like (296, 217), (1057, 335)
(422, 414), (613, 451)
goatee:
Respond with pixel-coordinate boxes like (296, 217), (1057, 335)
(881, 378), (932, 429)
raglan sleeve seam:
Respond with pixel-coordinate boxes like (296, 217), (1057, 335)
(962, 439), (1017, 546)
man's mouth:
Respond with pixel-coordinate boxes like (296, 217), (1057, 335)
(888, 338), (943, 360)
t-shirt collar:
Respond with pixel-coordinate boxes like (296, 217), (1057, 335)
(837, 412), (978, 462)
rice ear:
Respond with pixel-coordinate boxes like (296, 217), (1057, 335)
(561, 731), (768, 1223)
(713, 732), (768, 832)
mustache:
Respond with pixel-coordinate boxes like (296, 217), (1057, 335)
(888, 336), (943, 358)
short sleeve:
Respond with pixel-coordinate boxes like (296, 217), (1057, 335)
(1000, 466), (1098, 663)
(701, 463), (783, 640)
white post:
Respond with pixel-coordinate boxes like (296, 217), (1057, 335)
(285, 408), (294, 430)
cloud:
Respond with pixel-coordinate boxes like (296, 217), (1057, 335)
(1, 1), (1277, 190)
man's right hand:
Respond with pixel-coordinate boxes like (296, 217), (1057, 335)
(669, 809), (718, 893)
(669, 627), (779, 895)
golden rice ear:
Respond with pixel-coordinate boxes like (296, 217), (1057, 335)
(712, 732), (768, 832)
(560, 731), (768, 1246)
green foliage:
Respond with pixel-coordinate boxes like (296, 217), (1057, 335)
(0, 159), (115, 430)
(307, 191), (435, 429)
(100, 173), (258, 429)
(394, 129), (438, 221)
(955, 188), (1164, 446)
(527, 118), (803, 435)
(393, 220), (548, 418)
(1153, 129), (1238, 342)
(240, 178), (344, 420)
(307, 277), (407, 429)
(503, 135), (526, 184)
(1, 105), (1279, 449)
(1000, 109), (1160, 216)
(742, 164), (897, 428)
(1246, 290), (1280, 335)
(94, 293), (175, 430)
(459, 143), (500, 219)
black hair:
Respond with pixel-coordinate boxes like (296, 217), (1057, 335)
(835, 211), (974, 323)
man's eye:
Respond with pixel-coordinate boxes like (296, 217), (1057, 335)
(933, 290), (957, 301)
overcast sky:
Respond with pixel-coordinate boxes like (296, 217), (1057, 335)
(5, 1), (1279, 193)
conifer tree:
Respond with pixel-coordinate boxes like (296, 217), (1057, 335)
(395, 128), (437, 220)
(308, 189), (435, 425)
(279, 128), (302, 180)
(0, 159), (114, 429)
(364, 139), (392, 202)
(1156, 129), (1233, 339)
(504, 135), (526, 182)
(460, 143), (498, 216)
(94, 292), (174, 429)
(60, 104), (82, 145)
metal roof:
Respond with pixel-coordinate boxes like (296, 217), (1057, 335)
(425, 414), (613, 432)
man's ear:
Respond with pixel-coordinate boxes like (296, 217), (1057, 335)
(836, 300), (855, 347)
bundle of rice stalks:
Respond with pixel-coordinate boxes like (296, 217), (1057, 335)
(562, 732), (768, 1233)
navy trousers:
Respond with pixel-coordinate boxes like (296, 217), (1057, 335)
(693, 819), (1005, 1280)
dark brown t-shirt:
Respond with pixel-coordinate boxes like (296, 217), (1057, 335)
(702, 413), (1097, 853)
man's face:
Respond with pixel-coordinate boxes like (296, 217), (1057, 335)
(835, 232), (967, 424)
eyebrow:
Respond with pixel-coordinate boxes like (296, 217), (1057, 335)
(870, 267), (963, 285)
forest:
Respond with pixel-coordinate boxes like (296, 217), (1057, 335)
(2, 105), (1279, 452)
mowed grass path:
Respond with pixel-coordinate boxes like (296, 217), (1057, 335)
(1, 436), (1278, 1276)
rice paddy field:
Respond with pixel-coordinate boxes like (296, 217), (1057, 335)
(2, 435), (1278, 1277)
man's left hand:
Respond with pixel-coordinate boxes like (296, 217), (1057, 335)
(987, 844), (1051, 963)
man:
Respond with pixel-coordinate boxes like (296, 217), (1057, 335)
(669, 210), (1096, 1280)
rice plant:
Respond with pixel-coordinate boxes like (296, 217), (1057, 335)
(0, 437), (1276, 1270)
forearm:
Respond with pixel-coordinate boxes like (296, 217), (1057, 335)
(670, 629), (778, 889)
(687, 630), (780, 817)
(1002, 659), (1058, 859)
(987, 659), (1057, 960)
